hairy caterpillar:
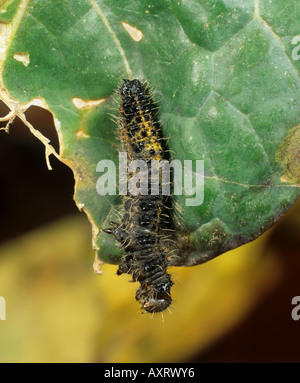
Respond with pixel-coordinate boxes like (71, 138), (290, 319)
(103, 79), (174, 313)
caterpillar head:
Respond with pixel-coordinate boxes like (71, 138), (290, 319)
(136, 277), (173, 313)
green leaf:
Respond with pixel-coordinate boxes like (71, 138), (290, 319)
(0, 0), (299, 266)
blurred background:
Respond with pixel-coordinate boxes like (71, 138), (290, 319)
(0, 100), (299, 363)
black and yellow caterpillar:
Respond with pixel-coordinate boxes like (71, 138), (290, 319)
(103, 79), (174, 313)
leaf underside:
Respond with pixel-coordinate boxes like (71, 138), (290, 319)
(0, 0), (299, 266)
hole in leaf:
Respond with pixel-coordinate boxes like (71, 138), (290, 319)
(0, 111), (80, 245)
(24, 106), (60, 154)
(0, 99), (11, 119)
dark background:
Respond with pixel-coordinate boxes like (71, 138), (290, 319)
(0, 100), (300, 363)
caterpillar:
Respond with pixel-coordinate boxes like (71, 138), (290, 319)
(103, 79), (174, 313)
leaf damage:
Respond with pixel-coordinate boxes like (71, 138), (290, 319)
(276, 125), (300, 185)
